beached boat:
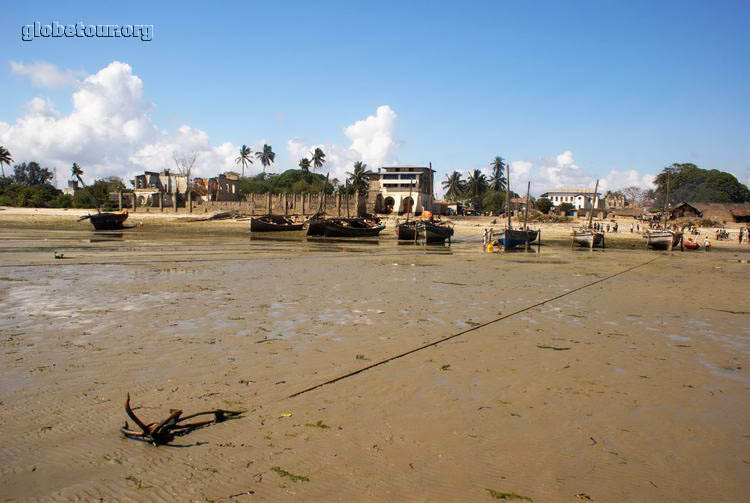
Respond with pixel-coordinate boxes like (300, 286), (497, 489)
(498, 228), (539, 249)
(78, 210), (129, 230)
(643, 230), (683, 250)
(250, 215), (305, 232)
(572, 229), (605, 248)
(396, 221), (421, 240)
(323, 219), (385, 237)
(423, 221), (453, 243)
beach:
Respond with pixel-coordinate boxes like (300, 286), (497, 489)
(1, 209), (749, 502)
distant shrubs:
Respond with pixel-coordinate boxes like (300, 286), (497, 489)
(700, 218), (720, 227)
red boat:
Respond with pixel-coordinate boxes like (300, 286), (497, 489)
(683, 239), (700, 250)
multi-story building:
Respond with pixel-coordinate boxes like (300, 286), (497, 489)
(366, 165), (435, 214)
(131, 170), (189, 206)
(539, 188), (603, 210)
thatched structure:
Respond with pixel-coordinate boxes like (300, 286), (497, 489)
(608, 207), (648, 218)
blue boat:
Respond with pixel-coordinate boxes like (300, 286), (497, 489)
(498, 228), (539, 249)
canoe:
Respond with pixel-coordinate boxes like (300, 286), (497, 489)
(79, 210), (129, 230)
(250, 215), (305, 232)
(498, 228), (539, 249)
(571, 229), (605, 248)
(324, 220), (385, 237)
(643, 230), (683, 250)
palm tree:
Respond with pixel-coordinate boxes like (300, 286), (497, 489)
(0, 146), (12, 178)
(310, 148), (326, 172)
(234, 145), (253, 177)
(488, 156), (507, 192)
(299, 158), (311, 172)
(346, 161), (369, 193)
(441, 171), (465, 201)
(465, 169), (488, 198)
(255, 144), (275, 175)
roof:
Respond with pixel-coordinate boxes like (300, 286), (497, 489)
(540, 188), (600, 195)
(609, 207), (647, 216)
(510, 197), (531, 203)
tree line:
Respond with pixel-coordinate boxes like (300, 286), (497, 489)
(441, 156), (520, 214)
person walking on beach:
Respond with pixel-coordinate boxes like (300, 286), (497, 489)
(704, 236), (711, 251)
(630, 223), (634, 233)
(740, 227), (744, 244)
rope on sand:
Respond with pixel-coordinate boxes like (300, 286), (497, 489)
(288, 255), (661, 398)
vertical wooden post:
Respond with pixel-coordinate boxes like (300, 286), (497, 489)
(132, 193), (137, 213)
(302, 193), (306, 215)
(174, 193), (178, 213)
(267, 192), (272, 215)
(284, 193), (289, 216)
(159, 192), (164, 212)
(118, 192), (123, 210)
(538, 229), (541, 253)
(188, 191), (193, 213)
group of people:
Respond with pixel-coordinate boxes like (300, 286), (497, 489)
(593, 221), (618, 233)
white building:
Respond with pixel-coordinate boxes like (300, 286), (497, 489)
(366, 165), (435, 214)
(539, 189), (603, 210)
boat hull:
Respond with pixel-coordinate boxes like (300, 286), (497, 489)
(324, 222), (385, 237)
(498, 229), (539, 249)
(87, 211), (128, 230)
(572, 230), (605, 248)
(396, 222), (421, 240)
(644, 231), (683, 250)
(250, 216), (305, 232)
(424, 223), (454, 243)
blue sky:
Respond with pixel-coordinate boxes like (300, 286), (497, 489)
(1, 0), (748, 195)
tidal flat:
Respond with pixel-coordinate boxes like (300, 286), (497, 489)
(0, 226), (748, 502)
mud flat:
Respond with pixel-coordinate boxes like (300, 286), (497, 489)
(0, 225), (748, 502)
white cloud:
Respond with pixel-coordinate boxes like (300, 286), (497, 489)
(9, 60), (83, 88)
(287, 105), (401, 183)
(0, 61), (247, 184)
(505, 150), (656, 197)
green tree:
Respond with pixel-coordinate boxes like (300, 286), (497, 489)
(346, 161), (369, 193)
(299, 158), (311, 172)
(488, 156), (507, 192)
(535, 197), (553, 214)
(255, 144), (275, 175)
(482, 190), (505, 215)
(442, 171), (465, 201)
(653, 163), (750, 204)
(465, 169), (488, 211)
(558, 202), (575, 215)
(310, 148), (326, 172)
(12, 162), (53, 186)
(235, 145), (253, 178)
(0, 146), (12, 178)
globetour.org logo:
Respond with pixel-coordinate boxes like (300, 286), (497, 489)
(21, 22), (153, 42)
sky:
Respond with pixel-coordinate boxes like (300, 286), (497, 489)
(1, 0), (749, 197)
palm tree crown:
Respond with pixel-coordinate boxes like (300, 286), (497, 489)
(465, 169), (488, 198)
(0, 146), (12, 178)
(310, 148), (326, 172)
(255, 144), (275, 174)
(488, 156), (507, 192)
(299, 158), (311, 172)
(346, 161), (369, 193)
(442, 171), (465, 201)
(235, 145), (253, 177)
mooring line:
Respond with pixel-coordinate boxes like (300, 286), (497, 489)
(288, 255), (661, 398)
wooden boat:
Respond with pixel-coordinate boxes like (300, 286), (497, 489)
(78, 210), (128, 230)
(250, 215), (304, 232)
(323, 219), (385, 237)
(396, 221), (420, 240)
(644, 230), (683, 250)
(498, 228), (539, 249)
(572, 229), (605, 248)
(423, 221), (453, 243)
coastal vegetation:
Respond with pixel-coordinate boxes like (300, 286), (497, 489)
(653, 163), (750, 204)
(441, 156), (517, 213)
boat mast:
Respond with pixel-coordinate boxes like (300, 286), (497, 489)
(588, 179), (599, 229)
(406, 178), (413, 223)
(523, 181), (531, 231)
(506, 160), (512, 230)
(664, 170), (670, 230)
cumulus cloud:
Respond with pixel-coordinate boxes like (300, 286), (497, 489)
(287, 105), (401, 182)
(0, 61), (246, 184)
(9, 60), (83, 88)
(505, 150), (656, 197)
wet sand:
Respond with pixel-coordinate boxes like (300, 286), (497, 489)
(0, 221), (749, 502)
